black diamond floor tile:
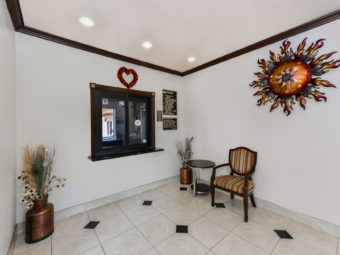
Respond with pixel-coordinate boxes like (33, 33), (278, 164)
(274, 230), (293, 239)
(176, 225), (188, 233)
(143, 200), (153, 206)
(180, 187), (188, 191)
(84, 221), (100, 229)
(215, 203), (226, 208)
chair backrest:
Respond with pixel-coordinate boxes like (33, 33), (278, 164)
(229, 147), (257, 175)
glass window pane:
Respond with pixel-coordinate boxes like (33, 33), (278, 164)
(128, 101), (148, 145)
(102, 98), (125, 148)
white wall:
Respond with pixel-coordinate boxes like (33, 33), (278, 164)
(0, 0), (16, 254)
(15, 34), (185, 223)
(14, 15), (340, 228)
(183, 20), (340, 226)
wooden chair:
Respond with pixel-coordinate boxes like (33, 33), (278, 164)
(210, 147), (257, 222)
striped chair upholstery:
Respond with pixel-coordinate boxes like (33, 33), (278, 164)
(211, 147), (257, 222)
(229, 147), (256, 175)
(214, 175), (254, 194)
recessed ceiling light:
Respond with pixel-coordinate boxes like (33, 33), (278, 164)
(79, 17), (95, 27)
(142, 41), (153, 49)
(187, 56), (196, 63)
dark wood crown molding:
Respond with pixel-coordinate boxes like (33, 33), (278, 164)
(5, 0), (24, 30)
(17, 26), (182, 76)
(5, 0), (340, 77)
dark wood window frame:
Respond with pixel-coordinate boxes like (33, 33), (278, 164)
(89, 83), (163, 161)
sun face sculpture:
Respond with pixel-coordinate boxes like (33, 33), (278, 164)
(250, 38), (340, 115)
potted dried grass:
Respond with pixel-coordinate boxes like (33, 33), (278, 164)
(18, 145), (66, 243)
(177, 137), (194, 185)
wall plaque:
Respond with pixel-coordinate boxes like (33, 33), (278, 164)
(163, 118), (177, 130)
(163, 90), (177, 116)
(157, 110), (163, 122)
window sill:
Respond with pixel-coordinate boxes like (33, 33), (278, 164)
(88, 147), (164, 161)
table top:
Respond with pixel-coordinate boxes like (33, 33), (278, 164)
(187, 159), (215, 168)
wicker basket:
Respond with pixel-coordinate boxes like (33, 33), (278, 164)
(25, 197), (54, 243)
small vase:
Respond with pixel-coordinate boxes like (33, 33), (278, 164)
(25, 196), (54, 243)
(180, 163), (192, 185)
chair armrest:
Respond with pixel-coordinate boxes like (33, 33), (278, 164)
(211, 163), (230, 183)
(214, 163), (230, 170)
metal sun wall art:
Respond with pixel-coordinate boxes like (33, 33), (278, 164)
(250, 38), (340, 116)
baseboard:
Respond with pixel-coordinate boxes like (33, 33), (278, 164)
(15, 175), (179, 236)
(255, 197), (340, 238)
(201, 179), (340, 238)
(15, 175), (340, 238)
(219, 191), (340, 237)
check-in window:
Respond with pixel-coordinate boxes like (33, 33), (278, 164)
(90, 83), (156, 160)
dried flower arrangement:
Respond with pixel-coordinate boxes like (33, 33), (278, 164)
(177, 137), (194, 166)
(18, 145), (66, 209)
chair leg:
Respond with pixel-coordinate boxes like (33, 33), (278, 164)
(243, 195), (248, 222)
(211, 186), (215, 207)
(250, 194), (257, 208)
(230, 193), (234, 200)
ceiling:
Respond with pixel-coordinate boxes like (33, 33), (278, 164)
(18, 0), (340, 72)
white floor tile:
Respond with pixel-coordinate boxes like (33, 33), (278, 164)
(102, 228), (151, 255)
(94, 212), (134, 242)
(138, 215), (176, 245)
(234, 221), (279, 253)
(152, 196), (183, 212)
(125, 205), (160, 225)
(52, 229), (99, 255)
(227, 198), (255, 216)
(187, 197), (214, 215)
(156, 234), (207, 255)
(273, 239), (325, 255)
(156, 183), (181, 194)
(189, 216), (229, 249)
(143, 248), (160, 255)
(205, 208), (243, 231)
(193, 194), (212, 203)
(13, 234), (51, 255)
(116, 195), (144, 213)
(162, 205), (201, 225)
(168, 190), (194, 204)
(53, 213), (89, 239)
(80, 245), (105, 255)
(251, 208), (291, 229)
(87, 203), (122, 221)
(212, 233), (269, 255)
(288, 221), (338, 255)
(139, 189), (166, 201)
(14, 243), (51, 255)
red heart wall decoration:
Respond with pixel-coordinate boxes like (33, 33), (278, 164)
(117, 67), (138, 89)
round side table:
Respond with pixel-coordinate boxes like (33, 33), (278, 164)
(187, 159), (215, 196)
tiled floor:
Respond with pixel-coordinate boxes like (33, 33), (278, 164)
(11, 180), (340, 255)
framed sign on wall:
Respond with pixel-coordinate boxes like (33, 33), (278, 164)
(163, 89), (177, 116)
(162, 89), (177, 130)
(163, 118), (177, 130)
